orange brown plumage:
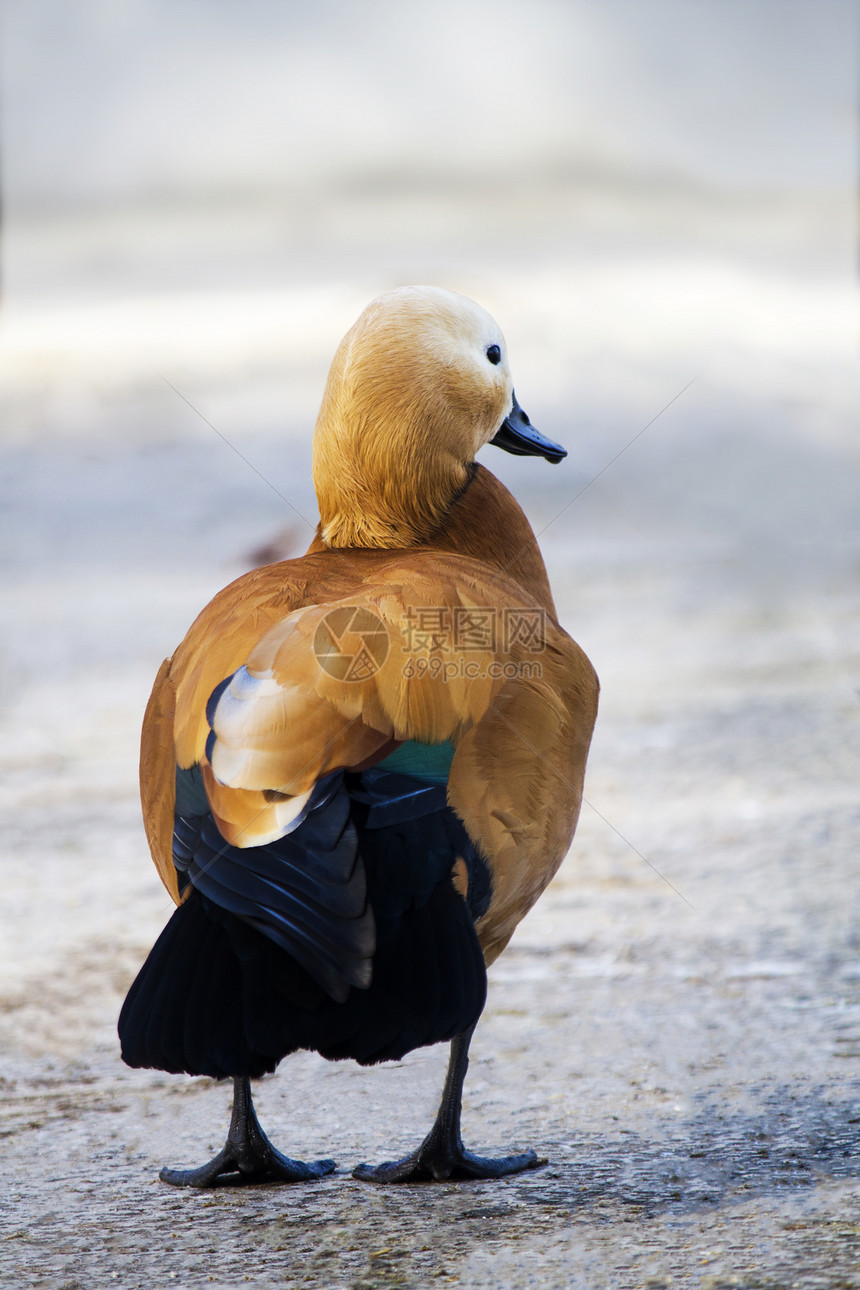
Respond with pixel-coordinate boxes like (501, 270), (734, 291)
(120, 285), (598, 1186)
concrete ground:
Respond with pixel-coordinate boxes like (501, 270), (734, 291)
(1, 172), (858, 1287)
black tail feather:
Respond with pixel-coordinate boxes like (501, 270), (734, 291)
(119, 775), (490, 1078)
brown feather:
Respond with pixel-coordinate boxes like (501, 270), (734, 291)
(139, 287), (598, 966)
(139, 658), (181, 905)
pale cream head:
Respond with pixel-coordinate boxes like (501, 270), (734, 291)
(312, 286), (514, 549)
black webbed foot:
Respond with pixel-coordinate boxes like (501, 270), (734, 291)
(352, 1025), (546, 1184)
(353, 1137), (542, 1183)
(160, 1077), (336, 1188)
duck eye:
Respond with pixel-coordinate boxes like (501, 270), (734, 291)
(486, 344), (501, 365)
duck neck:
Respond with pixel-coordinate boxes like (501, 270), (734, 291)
(311, 453), (556, 618)
(425, 465), (557, 615)
(314, 434), (472, 550)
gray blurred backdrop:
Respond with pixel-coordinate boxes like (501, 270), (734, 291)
(1, 3), (859, 1283)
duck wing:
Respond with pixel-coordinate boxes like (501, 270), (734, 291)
(140, 552), (597, 975)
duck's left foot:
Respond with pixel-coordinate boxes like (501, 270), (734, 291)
(353, 1136), (543, 1183)
(160, 1142), (336, 1188)
(160, 1076), (336, 1188)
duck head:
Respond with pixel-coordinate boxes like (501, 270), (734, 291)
(313, 286), (566, 549)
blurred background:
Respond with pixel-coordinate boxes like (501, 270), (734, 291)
(1, 0), (858, 1025)
(2, 3), (860, 1281)
(2, 0), (858, 983)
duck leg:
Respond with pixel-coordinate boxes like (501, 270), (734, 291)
(353, 1024), (544, 1183)
(160, 1077), (337, 1187)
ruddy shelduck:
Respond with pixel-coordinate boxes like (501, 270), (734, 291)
(120, 286), (599, 1185)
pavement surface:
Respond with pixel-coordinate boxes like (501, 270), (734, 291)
(1, 175), (858, 1287)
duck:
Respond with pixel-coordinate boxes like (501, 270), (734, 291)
(119, 285), (599, 1186)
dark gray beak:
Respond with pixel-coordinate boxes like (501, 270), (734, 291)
(490, 391), (566, 464)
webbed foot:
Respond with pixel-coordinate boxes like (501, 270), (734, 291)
(160, 1077), (336, 1188)
(352, 1024), (546, 1184)
(353, 1137), (542, 1183)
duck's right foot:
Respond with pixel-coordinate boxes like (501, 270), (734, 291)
(353, 1137), (541, 1184)
(353, 1023), (544, 1184)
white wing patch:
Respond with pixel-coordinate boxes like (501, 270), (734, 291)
(209, 666), (296, 790)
